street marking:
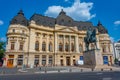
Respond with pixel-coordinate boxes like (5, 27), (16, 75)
(96, 73), (103, 75)
(103, 78), (112, 80)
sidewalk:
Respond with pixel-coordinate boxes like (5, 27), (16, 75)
(0, 66), (120, 75)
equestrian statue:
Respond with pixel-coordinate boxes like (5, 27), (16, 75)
(84, 29), (98, 51)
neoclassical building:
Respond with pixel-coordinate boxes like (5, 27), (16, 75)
(4, 10), (113, 68)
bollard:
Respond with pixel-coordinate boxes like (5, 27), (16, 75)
(58, 69), (60, 72)
(101, 68), (103, 71)
(69, 69), (72, 72)
(110, 68), (112, 71)
(91, 68), (94, 71)
(81, 69), (83, 72)
(45, 70), (47, 73)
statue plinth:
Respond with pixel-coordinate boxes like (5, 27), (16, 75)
(83, 49), (104, 69)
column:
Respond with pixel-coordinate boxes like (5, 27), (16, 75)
(46, 34), (49, 52)
(16, 38), (19, 51)
(54, 33), (57, 66)
(63, 35), (65, 52)
(46, 55), (48, 66)
(69, 35), (71, 52)
(70, 56), (73, 66)
(40, 33), (42, 52)
(75, 35), (79, 53)
(55, 33), (58, 53)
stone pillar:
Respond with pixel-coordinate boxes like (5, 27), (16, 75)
(16, 38), (19, 51)
(40, 33), (43, 52)
(63, 56), (66, 66)
(13, 55), (17, 67)
(39, 55), (42, 66)
(70, 56), (73, 66)
(63, 35), (65, 52)
(69, 35), (71, 52)
(46, 55), (48, 66)
(46, 34), (49, 52)
(54, 33), (58, 66)
(75, 35), (79, 53)
(55, 33), (58, 53)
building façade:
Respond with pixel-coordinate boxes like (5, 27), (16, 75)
(3, 9), (113, 68)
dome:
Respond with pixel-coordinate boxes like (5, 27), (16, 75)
(10, 10), (28, 26)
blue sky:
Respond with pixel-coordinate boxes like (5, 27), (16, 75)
(0, 0), (120, 42)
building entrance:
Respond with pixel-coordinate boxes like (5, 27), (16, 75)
(7, 55), (14, 68)
(66, 57), (70, 66)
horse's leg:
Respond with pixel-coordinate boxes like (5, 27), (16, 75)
(94, 42), (98, 49)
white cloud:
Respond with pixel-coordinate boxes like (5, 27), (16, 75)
(45, 0), (96, 21)
(0, 37), (6, 42)
(114, 20), (120, 26)
(110, 37), (115, 43)
(0, 20), (4, 25)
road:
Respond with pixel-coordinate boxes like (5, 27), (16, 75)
(0, 71), (120, 80)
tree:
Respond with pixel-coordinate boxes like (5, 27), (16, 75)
(0, 41), (5, 62)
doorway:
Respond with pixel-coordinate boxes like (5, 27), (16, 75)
(7, 59), (14, 68)
(7, 55), (14, 68)
(66, 57), (70, 66)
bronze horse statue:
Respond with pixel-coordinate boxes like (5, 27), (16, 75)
(84, 29), (98, 51)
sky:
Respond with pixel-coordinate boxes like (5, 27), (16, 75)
(0, 0), (120, 42)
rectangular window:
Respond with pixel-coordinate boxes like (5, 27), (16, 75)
(11, 42), (15, 50)
(19, 43), (23, 50)
(17, 55), (23, 65)
(42, 55), (46, 66)
(49, 55), (53, 65)
(34, 55), (39, 66)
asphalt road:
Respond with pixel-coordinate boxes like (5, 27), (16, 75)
(0, 71), (120, 80)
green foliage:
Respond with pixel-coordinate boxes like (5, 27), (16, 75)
(0, 41), (5, 59)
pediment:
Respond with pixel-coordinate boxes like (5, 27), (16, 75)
(56, 27), (78, 33)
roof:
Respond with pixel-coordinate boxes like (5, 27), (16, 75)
(10, 10), (29, 26)
(30, 9), (95, 30)
(10, 9), (108, 33)
(97, 21), (108, 34)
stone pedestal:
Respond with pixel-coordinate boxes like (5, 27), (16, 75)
(83, 49), (103, 69)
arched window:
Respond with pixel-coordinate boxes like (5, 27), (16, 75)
(79, 44), (83, 52)
(49, 42), (52, 52)
(59, 43), (63, 51)
(65, 43), (69, 52)
(42, 42), (46, 51)
(71, 43), (74, 52)
(35, 41), (39, 51)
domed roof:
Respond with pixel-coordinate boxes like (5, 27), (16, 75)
(10, 10), (28, 26)
(97, 21), (108, 34)
(56, 9), (74, 27)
